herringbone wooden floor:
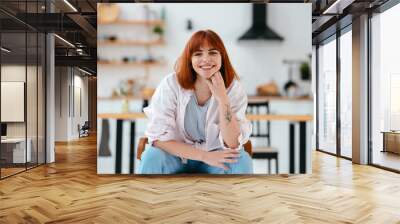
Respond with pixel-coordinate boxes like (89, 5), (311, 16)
(1, 135), (399, 224)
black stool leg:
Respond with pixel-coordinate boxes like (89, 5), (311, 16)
(129, 121), (135, 174)
(115, 119), (123, 174)
(266, 102), (271, 147)
(289, 123), (295, 174)
(299, 121), (306, 174)
(268, 158), (271, 174)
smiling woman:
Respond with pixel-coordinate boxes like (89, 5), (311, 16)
(175, 30), (237, 89)
(138, 29), (253, 174)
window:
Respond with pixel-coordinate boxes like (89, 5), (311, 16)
(317, 37), (337, 154)
(339, 29), (352, 158)
(371, 2), (400, 171)
(0, 1), (47, 179)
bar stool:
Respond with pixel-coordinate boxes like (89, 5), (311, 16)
(252, 147), (279, 174)
(247, 100), (278, 174)
(246, 101), (271, 146)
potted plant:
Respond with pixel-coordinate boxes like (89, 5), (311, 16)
(300, 62), (311, 81)
(153, 24), (164, 41)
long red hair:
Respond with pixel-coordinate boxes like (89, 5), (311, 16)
(175, 29), (238, 90)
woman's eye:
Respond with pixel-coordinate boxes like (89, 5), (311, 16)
(193, 53), (202, 56)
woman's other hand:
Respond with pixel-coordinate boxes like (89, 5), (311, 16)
(201, 149), (240, 170)
(206, 71), (228, 103)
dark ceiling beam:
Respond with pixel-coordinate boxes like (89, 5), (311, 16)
(312, 0), (389, 29)
(323, 0), (356, 14)
(78, 66), (97, 76)
(0, 8), (38, 31)
(55, 47), (97, 57)
(1, 56), (43, 65)
(67, 13), (96, 39)
(7, 12), (96, 47)
(0, 19), (27, 31)
(312, 15), (335, 33)
(86, 0), (97, 11)
(55, 55), (96, 68)
(13, 13), (82, 32)
(312, 14), (352, 44)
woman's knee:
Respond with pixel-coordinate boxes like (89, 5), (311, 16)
(139, 145), (182, 174)
(228, 149), (253, 174)
(140, 146), (169, 165)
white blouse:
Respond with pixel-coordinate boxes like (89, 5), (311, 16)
(143, 73), (252, 151)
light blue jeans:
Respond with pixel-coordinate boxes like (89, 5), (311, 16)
(138, 145), (253, 174)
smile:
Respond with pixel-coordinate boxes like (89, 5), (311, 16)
(199, 65), (215, 70)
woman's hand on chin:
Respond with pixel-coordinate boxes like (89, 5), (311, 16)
(206, 71), (228, 103)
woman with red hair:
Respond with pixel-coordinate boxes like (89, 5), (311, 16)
(139, 30), (253, 174)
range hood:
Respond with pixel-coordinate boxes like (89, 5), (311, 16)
(239, 4), (284, 41)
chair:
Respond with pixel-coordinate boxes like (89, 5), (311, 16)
(247, 101), (279, 174)
(246, 101), (271, 146)
(136, 137), (253, 160)
(252, 148), (279, 174)
(78, 121), (90, 138)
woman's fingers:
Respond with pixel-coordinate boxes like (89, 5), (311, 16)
(211, 72), (223, 85)
(219, 158), (238, 163)
(217, 163), (229, 170)
(210, 74), (217, 83)
(215, 72), (223, 81)
(223, 149), (240, 154)
(207, 149), (241, 170)
(221, 150), (240, 159)
(226, 153), (240, 158)
(214, 71), (222, 78)
(205, 78), (216, 93)
(221, 151), (240, 157)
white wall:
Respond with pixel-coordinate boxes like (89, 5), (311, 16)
(1, 64), (46, 163)
(1, 66), (39, 138)
(98, 3), (312, 98)
(55, 67), (89, 141)
(1, 66), (26, 130)
(55, 67), (68, 141)
(72, 73), (89, 138)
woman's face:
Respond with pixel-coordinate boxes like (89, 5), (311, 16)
(191, 45), (222, 79)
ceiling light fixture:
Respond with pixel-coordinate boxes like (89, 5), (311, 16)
(63, 0), (78, 12)
(54, 34), (75, 48)
(1, 47), (11, 53)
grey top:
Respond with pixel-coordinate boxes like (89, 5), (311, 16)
(184, 94), (211, 144)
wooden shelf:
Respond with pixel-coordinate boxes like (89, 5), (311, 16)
(248, 95), (313, 102)
(98, 112), (147, 120)
(98, 61), (164, 67)
(98, 39), (165, 46)
(98, 95), (152, 101)
(98, 19), (165, 26)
